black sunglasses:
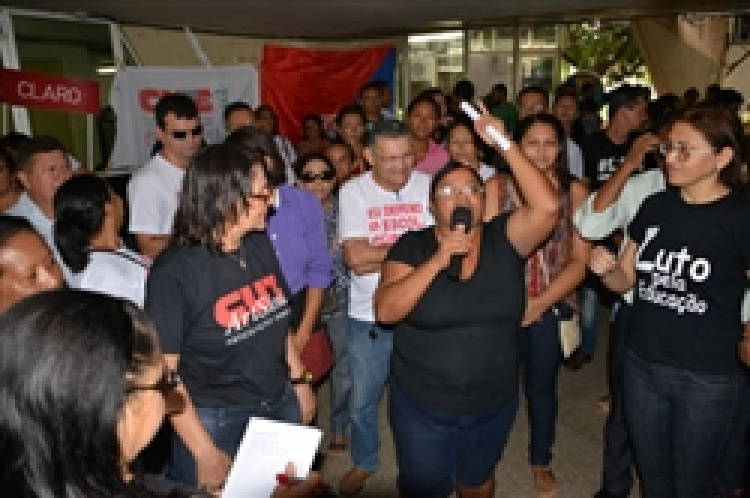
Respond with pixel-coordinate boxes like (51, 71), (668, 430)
(127, 369), (181, 396)
(299, 170), (336, 183)
(170, 125), (203, 139)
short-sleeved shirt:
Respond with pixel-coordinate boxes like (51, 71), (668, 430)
(339, 171), (433, 322)
(413, 140), (450, 176)
(580, 131), (634, 191)
(267, 185), (333, 295)
(128, 154), (184, 236)
(386, 213), (525, 414)
(145, 233), (291, 407)
(7, 193), (72, 282)
(321, 198), (349, 319)
(68, 247), (148, 307)
(478, 163), (495, 182)
(628, 188), (750, 375)
(566, 138), (585, 180)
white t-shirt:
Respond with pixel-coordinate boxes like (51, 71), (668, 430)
(127, 154), (185, 236)
(339, 171), (433, 322)
(6, 193), (72, 282)
(68, 247), (148, 307)
(274, 135), (297, 183)
(567, 138), (585, 179)
(479, 163), (495, 182)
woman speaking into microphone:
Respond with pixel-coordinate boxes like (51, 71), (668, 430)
(375, 105), (559, 498)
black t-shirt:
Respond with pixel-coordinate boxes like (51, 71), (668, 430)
(385, 213), (525, 415)
(627, 188), (750, 375)
(146, 233), (291, 407)
(580, 130), (635, 191)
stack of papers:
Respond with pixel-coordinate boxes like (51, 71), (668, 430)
(223, 418), (322, 497)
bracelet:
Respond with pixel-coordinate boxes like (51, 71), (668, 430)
(290, 370), (313, 385)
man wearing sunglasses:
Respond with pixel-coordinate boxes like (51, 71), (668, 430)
(128, 93), (203, 260)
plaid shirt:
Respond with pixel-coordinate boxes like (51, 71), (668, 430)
(500, 175), (572, 300)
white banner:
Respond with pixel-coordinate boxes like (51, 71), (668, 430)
(109, 65), (258, 171)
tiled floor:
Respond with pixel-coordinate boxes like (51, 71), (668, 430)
(315, 328), (640, 497)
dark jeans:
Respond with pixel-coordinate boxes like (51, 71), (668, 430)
(389, 382), (518, 498)
(520, 305), (565, 466)
(623, 350), (745, 497)
(167, 382), (301, 486)
(600, 301), (634, 495)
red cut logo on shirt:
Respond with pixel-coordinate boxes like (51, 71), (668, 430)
(214, 274), (287, 330)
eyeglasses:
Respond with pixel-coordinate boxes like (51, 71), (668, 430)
(170, 125), (203, 139)
(299, 170), (336, 183)
(248, 187), (271, 202)
(434, 184), (484, 198)
(127, 369), (181, 396)
(658, 143), (715, 161)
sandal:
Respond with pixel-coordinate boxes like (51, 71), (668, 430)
(532, 466), (558, 497)
(327, 438), (347, 456)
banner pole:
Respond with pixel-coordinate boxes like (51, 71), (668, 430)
(2, 104), (7, 135)
(87, 113), (94, 172)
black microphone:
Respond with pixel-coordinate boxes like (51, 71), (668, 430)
(446, 206), (473, 281)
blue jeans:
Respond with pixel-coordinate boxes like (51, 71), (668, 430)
(580, 285), (600, 355)
(348, 317), (393, 473)
(323, 311), (351, 436)
(167, 382), (301, 486)
(520, 305), (565, 466)
(623, 350), (744, 497)
(390, 382), (518, 498)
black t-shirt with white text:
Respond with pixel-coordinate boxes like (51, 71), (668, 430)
(627, 188), (750, 375)
(580, 130), (635, 191)
(385, 213), (525, 414)
(146, 233), (291, 407)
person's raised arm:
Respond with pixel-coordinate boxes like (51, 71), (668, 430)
(472, 102), (559, 256)
(591, 133), (660, 212)
(589, 240), (637, 294)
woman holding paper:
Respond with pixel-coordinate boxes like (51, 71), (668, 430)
(145, 144), (315, 493)
(375, 104), (559, 498)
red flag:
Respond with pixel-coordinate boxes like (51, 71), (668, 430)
(261, 44), (392, 146)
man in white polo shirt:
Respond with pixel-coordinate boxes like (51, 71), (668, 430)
(7, 136), (73, 280)
(338, 120), (433, 495)
(128, 93), (203, 260)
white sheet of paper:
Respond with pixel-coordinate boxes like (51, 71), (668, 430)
(222, 417), (322, 498)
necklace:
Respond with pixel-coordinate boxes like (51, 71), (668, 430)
(225, 248), (247, 269)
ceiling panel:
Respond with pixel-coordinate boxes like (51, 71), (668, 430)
(5, 0), (749, 38)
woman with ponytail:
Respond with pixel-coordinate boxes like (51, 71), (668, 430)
(54, 175), (148, 307)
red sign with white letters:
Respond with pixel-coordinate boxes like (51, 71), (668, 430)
(0, 68), (100, 114)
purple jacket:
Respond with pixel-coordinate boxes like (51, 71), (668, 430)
(267, 184), (333, 294)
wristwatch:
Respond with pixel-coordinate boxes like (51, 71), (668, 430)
(290, 370), (313, 385)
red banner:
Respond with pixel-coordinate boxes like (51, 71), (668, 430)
(261, 44), (393, 145)
(0, 68), (101, 114)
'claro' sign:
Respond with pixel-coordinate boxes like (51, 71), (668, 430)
(0, 68), (100, 114)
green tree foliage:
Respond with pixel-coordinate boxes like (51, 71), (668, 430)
(563, 22), (646, 82)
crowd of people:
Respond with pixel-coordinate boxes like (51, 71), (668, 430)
(0, 74), (748, 498)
